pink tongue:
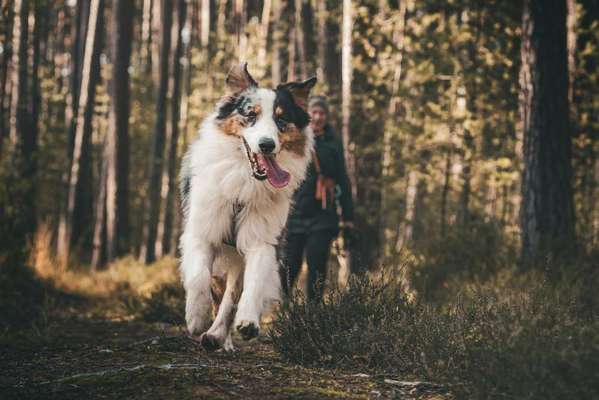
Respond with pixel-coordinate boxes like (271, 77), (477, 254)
(260, 155), (290, 188)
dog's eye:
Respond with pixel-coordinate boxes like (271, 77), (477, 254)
(276, 117), (288, 132)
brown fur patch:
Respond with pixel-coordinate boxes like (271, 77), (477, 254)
(279, 123), (307, 156)
(217, 115), (242, 136)
(210, 275), (227, 316)
(275, 106), (284, 116)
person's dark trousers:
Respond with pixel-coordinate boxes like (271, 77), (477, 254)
(282, 229), (337, 301)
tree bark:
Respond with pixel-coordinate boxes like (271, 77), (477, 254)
(200, 0), (210, 49)
(8, 0), (28, 146)
(141, 0), (153, 73)
(287, 0), (297, 81)
(271, 0), (283, 85)
(520, 0), (576, 264)
(0, 0), (14, 154)
(139, 0), (173, 264)
(313, 0), (326, 85)
(156, 0), (186, 258)
(256, 0), (272, 80)
(295, 0), (307, 79)
(105, 0), (134, 262)
(341, 0), (356, 197)
(57, 0), (104, 265)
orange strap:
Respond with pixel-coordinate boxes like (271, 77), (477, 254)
(312, 150), (335, 209)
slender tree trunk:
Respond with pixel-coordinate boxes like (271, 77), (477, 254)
(156, 0), (186, 258)
(295, 0), (307, 79)
(216, 0), (227, 49)
(313, 0), (326, 85)
(256, 0), (271, 80)
(139, 0), (173, 264)
(567, 0), (577, 103)
(271, 0), (283, 85)
(91, 147), (108, 270)
(234, 0), (247, 61)
(287, 0), (297, 81)
(105, 0), (134, 263)
(520, 0), (575, 264)
(0, 1), (14, 154)
(341, 0), (356, 197)
(8, 0), (28, 145)
(440, 146), (452, 237)
(396, 169), (419, 251)
(57, 0), (104, 265)
(381, 1), (407, 250)
(141, 0), (153, 73)
(200, 0), (210, 49)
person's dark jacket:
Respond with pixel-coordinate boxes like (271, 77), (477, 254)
(287, 124), (354, 234)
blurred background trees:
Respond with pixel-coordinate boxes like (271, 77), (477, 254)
(0, 0), (598, 272)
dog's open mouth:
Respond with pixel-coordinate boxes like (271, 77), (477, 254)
(242, 137), (290, 188)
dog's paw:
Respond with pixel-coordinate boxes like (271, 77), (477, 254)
(199, 332), (222, 351)
(185, 297), (211, 335)
(223, 335), (237, 352)
(236, 320), (259, 341)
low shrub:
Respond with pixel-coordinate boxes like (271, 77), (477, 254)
(270, 273), (599, 399)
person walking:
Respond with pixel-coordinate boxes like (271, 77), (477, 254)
(282, 96), (354, 300)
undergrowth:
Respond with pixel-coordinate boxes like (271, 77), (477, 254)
(271, 268), (599, 399)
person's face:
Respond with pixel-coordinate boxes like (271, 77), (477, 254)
(309, 106), (327, 134)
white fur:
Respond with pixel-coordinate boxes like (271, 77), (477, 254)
(179, 88), (313, 350)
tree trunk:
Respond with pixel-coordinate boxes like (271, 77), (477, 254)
(0, 1), (14, 154)
(156, 0), (186, 258)
(105, 0), (134, 263)
(56, 0), (104, 265)
(234, 0), (247, 61)
(91, 148), (108, 271)
(139, 0), (173, 264)
(200, 0), (210, 49)
(141, 0), (153, 73)
(295, 0), (307, 79)
(341, 0), (356, 197)
(287, 0), (296, 81)
(381, 1), (407, 249)
(567, 0), (577, 103)
(520, 0), (575, 264)
(8, 0), (28, 146)
(256, 0), (272, 80)
(440, 146), (452, 237)
(271, 0), (283, 85)
(313, 0), (326, 85)
(396, 169), (419, 251)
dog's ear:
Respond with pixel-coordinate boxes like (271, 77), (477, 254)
(225, 62), (258, 94)
(278, 76), (317, 110)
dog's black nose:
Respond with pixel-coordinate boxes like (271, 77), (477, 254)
(258, 138), (276, 154)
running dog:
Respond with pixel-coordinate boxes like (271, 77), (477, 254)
(179, 63), (316, 350)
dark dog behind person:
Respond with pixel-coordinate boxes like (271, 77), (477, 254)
(282, 96), (354, 300)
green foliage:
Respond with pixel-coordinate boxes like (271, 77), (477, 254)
(271, 272), (599, 399)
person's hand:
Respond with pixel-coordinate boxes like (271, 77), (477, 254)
(340, 220), (354, 229)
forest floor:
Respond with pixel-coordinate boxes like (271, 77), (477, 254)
(0, 258), (450, 400)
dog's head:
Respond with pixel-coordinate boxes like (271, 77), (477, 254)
(215, 63), (316, 188)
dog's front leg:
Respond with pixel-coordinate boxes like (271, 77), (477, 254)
(235, 244), (281, 340)
(181, 241), (215, 336)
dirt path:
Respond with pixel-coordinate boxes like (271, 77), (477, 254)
(1, 292), (449, 400)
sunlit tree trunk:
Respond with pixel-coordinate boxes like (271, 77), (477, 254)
(141, 0), (153, 73)
(271, 0), (283, 85)
(520, 0), (575, 264)
(140, 0), (173, 264)
(157, 0), (186, 258)
(439, 145), (452, 237)
(91, 148), (107, 270)
(256, 0), (271, 80)
(200, 0), (210, 49)
(341, 0), (356, 197)
(57, 0), (104, 265)
(8, 0), (28, 145)
(234, 0), (247, 61)
(567, 0), (577, 103)
(105, 0), (134, 263)
(295, 0), (307, 79)
(313, 0), (326, 85)
(287, 1), (296, 81)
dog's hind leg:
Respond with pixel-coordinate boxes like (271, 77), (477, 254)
(235, 244), (281, 340)
(180, 240), (215, 336)
(200, 262), (242, 351)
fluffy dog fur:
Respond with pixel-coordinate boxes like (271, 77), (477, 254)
(179, 64), (316, 350)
